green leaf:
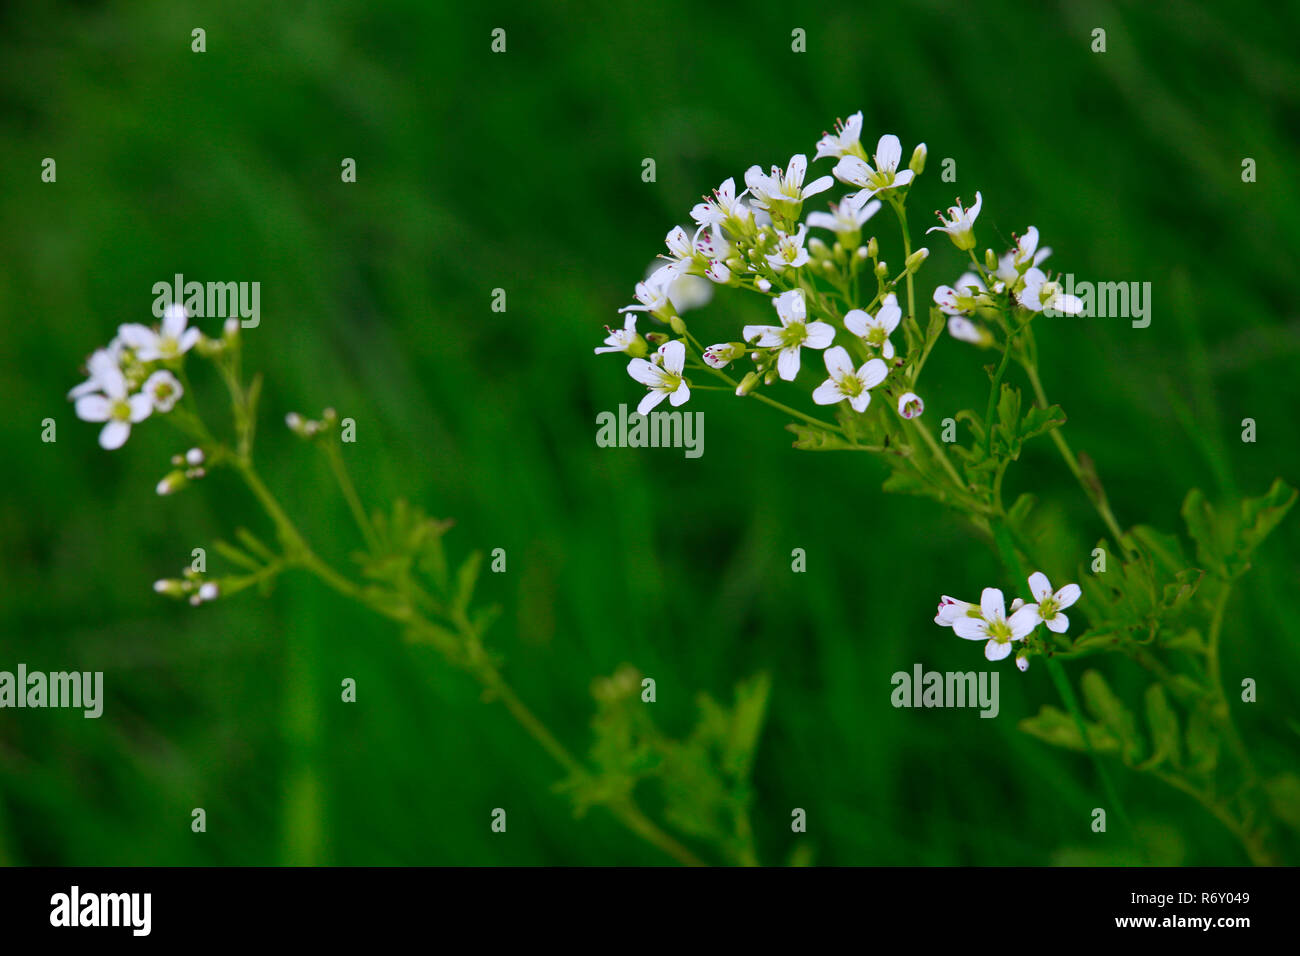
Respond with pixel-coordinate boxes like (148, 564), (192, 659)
(1185, 707), (1219, 775)
(1143, 684), (1181, 770)
(1020, 404), (1067, 443)
(1081, 670), (1144, 765)
(1019, 705), (1119, 753)
(1265, 773), (1300, 834)
(786, 422), (855, 451)
(1181, 488), (1226, 576)
(1233, 478), (1297, 565)
(452, 550), (483, 616)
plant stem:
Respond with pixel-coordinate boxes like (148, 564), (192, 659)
(231, 454), (706, 866)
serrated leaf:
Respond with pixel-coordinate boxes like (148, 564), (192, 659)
(1020, 403), (1067, 442)
(1019, 705), (1119, 752)
(786, 422), (856, 451)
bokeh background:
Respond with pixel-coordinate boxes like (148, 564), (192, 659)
(1, 0), (1297, 865)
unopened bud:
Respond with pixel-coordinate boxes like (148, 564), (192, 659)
(156, 470), (188, 496)
(866, 236), (878, 259)
(735, 371), (762, 396)
(874, 261), (889, 280)
(985, 248), (998, 272)
(908, 142), (927, 175)
(905, 248), (930, 273)
(669, 314), (688, 335)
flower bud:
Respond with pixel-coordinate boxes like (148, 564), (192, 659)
(185, 447), (205, 466)
(866, 236), (878, 259)
(156, 470), (188, 496)
(1015, 654), (1030, 673)
(908, 142), (927, 175)
(197, 582), (220, 603)
(985, 248), (998, 272)
(809, 237), (830, 260)
(703, 342), (746, 369)
(874, 261), (889, 280)
(897, 392), (925, 420)
(153, 578), (186, 598)
(905, 248), (930, 273)
(755, 278), (772, 292)
(669, 314), (688, 336)
(645, 332), (669, 346)
(735, 371), (761, 396)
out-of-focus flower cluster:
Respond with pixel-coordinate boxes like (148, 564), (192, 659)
(935, 572), (1081, 670)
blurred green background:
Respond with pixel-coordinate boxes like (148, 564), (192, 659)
(1, 0), (1297, 865)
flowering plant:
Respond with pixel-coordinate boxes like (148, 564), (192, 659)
(598, 111), (1298, 864)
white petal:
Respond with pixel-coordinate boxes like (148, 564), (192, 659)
(668, 381), (691, 406)
(803, 321), (835, 349)
(1007, 605), (1040, 639)
(858, 358), (888, 389)
(811, 379), (842, 405)
(127, 393), (154, 422)
(659, 340), (686, 374)
(848, 391), (871, 413)
(952, 617), (988, 641)
(803, 174), (834, 198)
(1027, 571), (1053, 601)
(626, 358), (659, 386)
(980, 587), (1005, 622)
(75, 395), (111, 422)
(1054, 583), (1082, 609)
(786, 153), (808, 184)
(776, 346), (801, 381)
(98, 420), (130, 450)
(843, 309), (870, 337)
(875, 134), (902, 170)
(876, 298), (902, 334)
(985, 640), (1013, 662)
(833, 155), (870, 187)
(892, 169), (914, 188)
(1046, 613), (1070, 633)
(823, 345), (854, 378)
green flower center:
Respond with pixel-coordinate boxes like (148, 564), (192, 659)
(780, 323), (807, 348)
(110, 399), (132, 421)
(987, 618), (1013, 642)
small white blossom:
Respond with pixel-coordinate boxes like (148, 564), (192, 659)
(833, 133), (915, 200)
(844, 292), (902, 359)
(952, 587), (1039, 662)
(117, 304), (201, 362)
(811, 346), (887, 413)
(626, 340), (690, 416)
(814, 111), (864, 161)
(143, 370), (183, 412)
(897, 391), (924, 419)
(806, 195), (882, 238)
(68, 346), (124, 399)
(1024, 572), (1081, 634)
(702, 342), (745, 369)
(935, 595), (975, 626)
(925, 192), (982, 251)
(690, 177), (752, 229)
(742, 290), (834, 381)
(618, 265), (677, 320)
(933, 272), (988, 316)
(744, 154), (833, 214)
(1018, 268), (1084, 315)
(72, 358), (152, 450)
(765, 225), (811, 272)
(595, 315), (644, 355)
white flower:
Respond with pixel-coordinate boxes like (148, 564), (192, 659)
(807, 195), (882, 238)
(811, 346), (887, 413)
(844, 292), (902, 359)
(619, 265), (677, 320)
(1018, 268), (1083, 315)
(73, 361), (152, 450)
(1013, 226), (1052, 269)
(596, 315), (642, 355)
(925, 192), (982, 251)
(814, 111), (864, 161)
(744, 154), (833, 213)
(691, 177), (752, 229)
(742, 290), (834, 381)
(626, 340), (690, 416)
(117, 304), (201, 362)
(143, 370), (184, 412)
(765, 225), (811, 272)
(897, 391), (924, 419)
(1024, 572), (1081, 634)
(933, 272), (987, 316)
(832, 133), (915, 200)
(952, 587), (1040, 662)
(934, 595), (975, 626)
(702, 342), (745, 369)
(660, 225), (699, 276)
(68, 346), (124, 399)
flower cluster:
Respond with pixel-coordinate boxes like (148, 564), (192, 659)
(934, 572), (1081, 670)
(68, 305), (237, 449)
(597, 111), (1085, 431)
